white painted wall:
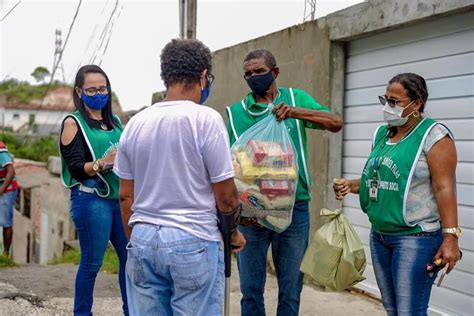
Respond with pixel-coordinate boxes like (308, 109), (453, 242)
(1, 108), (68, 131)
(342, 11), (474, 316)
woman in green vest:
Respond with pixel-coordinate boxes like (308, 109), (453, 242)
(334, 73), (461, 315)
(60, 65), (128, 315)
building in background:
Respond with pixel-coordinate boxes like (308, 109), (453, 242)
(0, 158), (75, 265)
(0, 86), (123, 136)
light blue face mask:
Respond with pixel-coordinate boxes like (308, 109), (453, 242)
(199, 81), (212, 104)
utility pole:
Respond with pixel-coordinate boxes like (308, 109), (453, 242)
(179, 0), (197, 39)
(53, 29), (66, 82)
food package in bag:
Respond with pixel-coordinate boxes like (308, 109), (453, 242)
(231, 114), (298, 233)
(300, 207), (366, 291)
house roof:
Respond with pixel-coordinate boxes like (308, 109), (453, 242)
(0, 86), (123, 114)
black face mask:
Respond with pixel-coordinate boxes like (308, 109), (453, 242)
(245, 70), (274, 96)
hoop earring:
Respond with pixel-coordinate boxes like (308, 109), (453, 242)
(413, 110), (420, 118)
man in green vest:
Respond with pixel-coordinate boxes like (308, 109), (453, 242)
(226, 49), (343, 316)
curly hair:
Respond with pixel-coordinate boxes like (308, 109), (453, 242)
(160, 39), (212, 88)
(244, 49), (277, 69)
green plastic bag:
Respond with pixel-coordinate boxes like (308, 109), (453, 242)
(300, 207), (366, 291)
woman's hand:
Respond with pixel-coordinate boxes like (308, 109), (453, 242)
(435, 234), (461, 274)
(231, 229), (246, 253)
(333, 178), (352, 200)
(100, 149), (117, 170)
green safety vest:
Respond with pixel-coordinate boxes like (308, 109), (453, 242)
(60, 111), (123, 199)
(226, 87), (312, 201)
(359, 118), (437, 235)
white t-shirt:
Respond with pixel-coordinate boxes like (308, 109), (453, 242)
(113, 100), (235, 241)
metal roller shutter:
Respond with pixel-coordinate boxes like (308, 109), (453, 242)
(342, 11), (474, 316)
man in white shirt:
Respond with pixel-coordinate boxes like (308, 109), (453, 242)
(114, 38), (245, 316)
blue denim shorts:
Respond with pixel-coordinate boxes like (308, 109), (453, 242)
(0, 190), (17, 227)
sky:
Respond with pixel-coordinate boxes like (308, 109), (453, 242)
(0, 0), (363, 111)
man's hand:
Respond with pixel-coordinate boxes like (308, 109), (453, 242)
(272, 102), (293, 121)
(231, 229), (246, 253)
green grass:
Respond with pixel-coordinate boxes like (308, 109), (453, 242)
(0, 79), (65, 104)
(0, 132), (58, 163)
(50, 247), (119, 274)
(0, 255), (17, 268)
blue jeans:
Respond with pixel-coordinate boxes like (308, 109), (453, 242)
(126, 223), (224, 316)
(0, 189), (17, 227)
(237, 201), (310, 316)
(70, 178), (129, 316)
(370, 230), (443, 316)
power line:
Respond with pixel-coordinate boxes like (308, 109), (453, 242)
(32, 0), (83, 135)
(90, 0), (119, 65)
(46, 0), (115, 135)
(68, 0), (111, 82)
(0, 0), (21, 23)
(48, 1), (122, 135)
(98, 3), (124, 66)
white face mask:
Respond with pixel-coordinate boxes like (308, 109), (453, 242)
(382, 100), (415, 126)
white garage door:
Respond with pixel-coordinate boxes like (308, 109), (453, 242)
(342, 11), (474, 316)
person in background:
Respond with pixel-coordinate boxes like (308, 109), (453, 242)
(60, 65), (128, 316)
(334, 73), (461, 315)
(226, 48), (342, 316)
(114, 38), (245, 316)
(0, 141), (19, 258)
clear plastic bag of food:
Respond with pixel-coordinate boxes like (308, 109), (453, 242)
(231, 114), (298, 233)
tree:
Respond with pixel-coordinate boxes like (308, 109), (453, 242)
(31, 66), (50, 83)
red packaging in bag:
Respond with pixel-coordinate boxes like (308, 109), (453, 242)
(247, 140), (267, 163)
(259, 180), (291, 196)
(246, 140), (293, 167)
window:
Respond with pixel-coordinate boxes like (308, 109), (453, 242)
(13, 113), (19, 119)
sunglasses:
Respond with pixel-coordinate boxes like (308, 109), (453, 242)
(378, 95), (411, 108)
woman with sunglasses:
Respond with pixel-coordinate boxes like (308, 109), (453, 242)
(334, 73), (460, 315)
(60, 65), (128, 315)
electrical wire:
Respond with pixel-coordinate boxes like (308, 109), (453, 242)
(0, 0), (21, 23)
(31, 0), (83, 135)
(98, 3), (123, 66)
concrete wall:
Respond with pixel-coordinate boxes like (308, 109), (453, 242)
(204, 0), (474, 231)
(207, 20), (343, 229)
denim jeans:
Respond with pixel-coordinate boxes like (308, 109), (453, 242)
(370, 229), (443, 316)
(0, 189), (17, 227)
(237, 201), (310, 316)
(126, 223), (224, 316)
(70, 178), (129, 316)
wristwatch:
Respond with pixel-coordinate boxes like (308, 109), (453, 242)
(442, 227), (462, 238)
(92, 159), (102, 173)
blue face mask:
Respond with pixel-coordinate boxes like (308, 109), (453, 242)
(199, 81), (212, 104)
(81, 92), (109, 110)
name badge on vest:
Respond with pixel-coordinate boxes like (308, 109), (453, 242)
(369, 180), (379, 201)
